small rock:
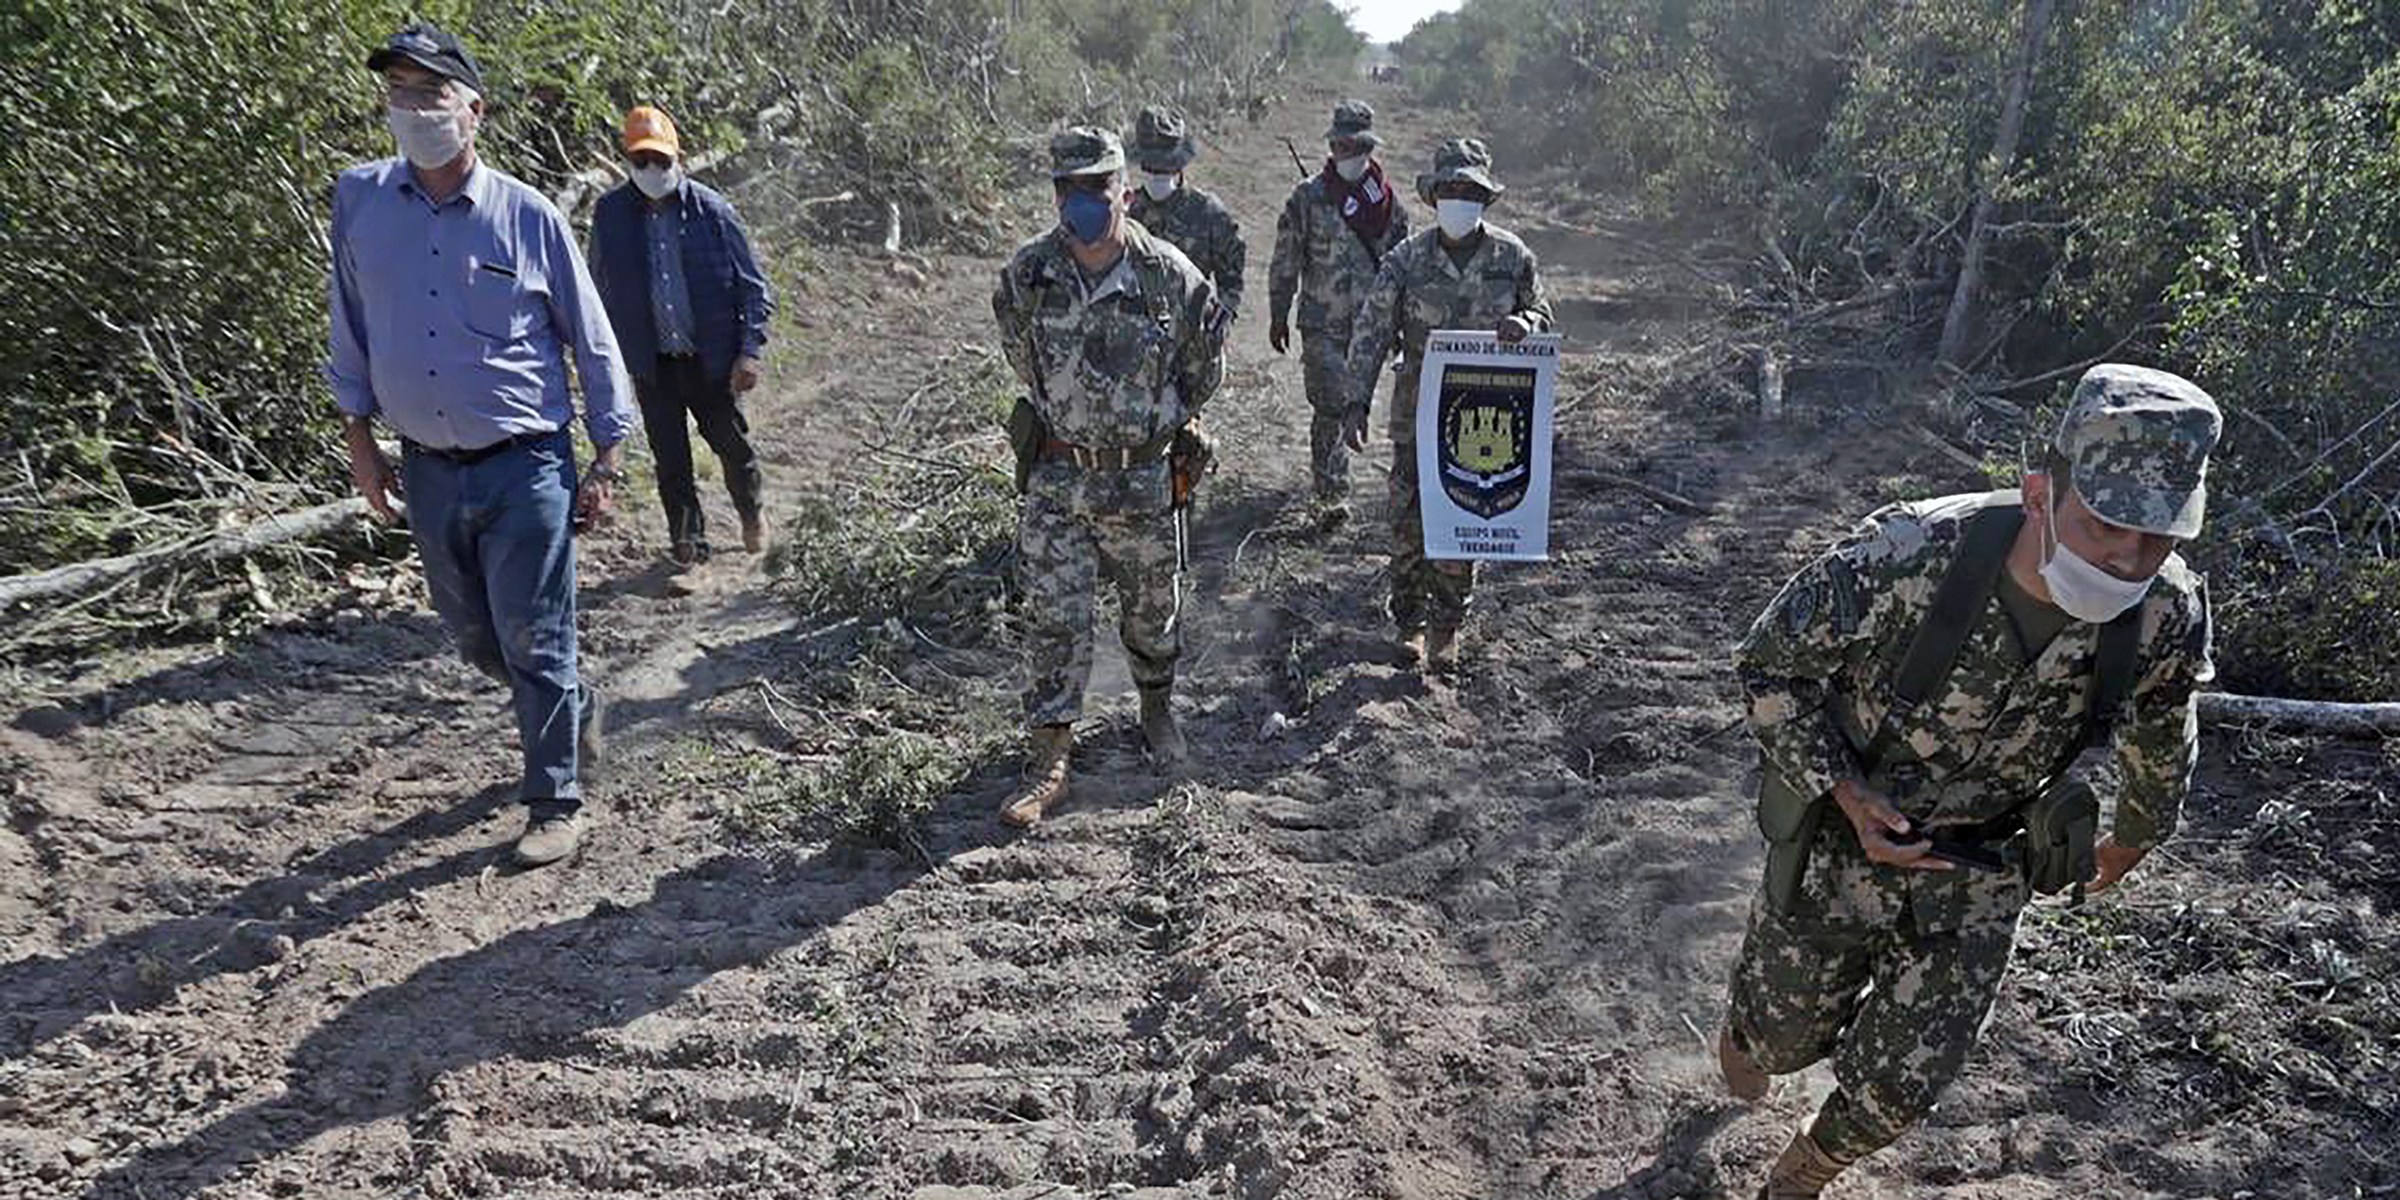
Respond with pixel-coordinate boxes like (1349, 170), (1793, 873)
(638, 1092), (679, 1126)
(1259, 712), (1293, 741)
(61, 1136), (101, 1164)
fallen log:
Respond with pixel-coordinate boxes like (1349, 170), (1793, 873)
(0, 498), (371, 611)
(2198, 693), (2400, 737)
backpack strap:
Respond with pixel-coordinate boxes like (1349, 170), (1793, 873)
(2080, 603), (2143, 751)
(1859, 499), (2024, 773)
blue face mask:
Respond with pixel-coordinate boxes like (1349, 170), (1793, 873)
(1060, 188), (1114, 244)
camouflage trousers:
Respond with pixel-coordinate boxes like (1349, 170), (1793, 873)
(1017, 476), (1181, 726)
(1299, 332), (1353, 502)
(1726, 815), (2027, 1162)
(1386, 370), (1474, 631)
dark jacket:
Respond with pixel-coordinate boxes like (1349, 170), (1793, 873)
(588, 178), (772, 385)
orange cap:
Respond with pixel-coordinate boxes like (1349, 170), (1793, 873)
(622, 106), (680, 157)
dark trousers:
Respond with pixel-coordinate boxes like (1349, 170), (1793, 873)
(400, 432), (588, 812)
(637, 355), (763, 554)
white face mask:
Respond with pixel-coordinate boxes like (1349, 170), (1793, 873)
(632, 164), (681, 200)
(1436, 198), (1485, 240)
(387, 104), (468, 171)
(1142, 172), (1178, 201)
(1333, 153), (1369, 183)
(2039, 489), (2154, 623)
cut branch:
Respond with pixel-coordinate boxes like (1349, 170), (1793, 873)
(1561, 470), (1708, 515)
(0, 498), (370, 611)
(2200, 693), (2400, 736)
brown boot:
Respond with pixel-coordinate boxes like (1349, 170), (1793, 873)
(1756, 1128), (1850, 1200)
(740, 512), (765, 554)
(1139, 686), (1187, 770)
(1424, 625), (1460, 672)
(999, 724), (1073, 828)
(1719, 1022), (1768, 1102)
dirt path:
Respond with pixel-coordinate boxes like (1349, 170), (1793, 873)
(3, 82), (2394, 1200)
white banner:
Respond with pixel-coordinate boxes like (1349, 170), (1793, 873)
(1412, 329), (1561, 561)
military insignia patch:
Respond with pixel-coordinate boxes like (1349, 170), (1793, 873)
(1435, 364), (1537, 518)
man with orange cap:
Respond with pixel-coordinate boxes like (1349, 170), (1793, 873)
(589, 105), (776, 568)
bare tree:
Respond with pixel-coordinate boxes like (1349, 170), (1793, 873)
(1939, 0), (2056, 369)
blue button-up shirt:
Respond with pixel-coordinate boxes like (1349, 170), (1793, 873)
(645, 201), (700, 356)
(326, 157), (637, 452)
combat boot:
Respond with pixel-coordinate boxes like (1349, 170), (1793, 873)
(999, 724), (1073, 828)
(1756, 1128), (1850, 1199)
(1139, 685), (1188, 769)
(1424, 625), (1460, 672)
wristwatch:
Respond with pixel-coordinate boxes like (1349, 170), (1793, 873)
(587, 464), (628, 485)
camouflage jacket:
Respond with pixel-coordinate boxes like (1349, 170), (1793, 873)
(1736, 490), (2214, 850)
(1268, 174), (1410, 339)
(992, 221), (1224, 451)
(1128, 188), (1245, 317)
(1344, 225), (1554, 417)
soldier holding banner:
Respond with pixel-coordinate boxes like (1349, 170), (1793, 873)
(1345, 138), (1553, 671)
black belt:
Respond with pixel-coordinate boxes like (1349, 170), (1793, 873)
(403, 430), (551, 466)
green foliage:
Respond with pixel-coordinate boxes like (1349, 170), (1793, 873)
(768, 465), (1016, 625)
(730, 728), (966, 847)
(0, 0), (1360, 587)
(1400, 0), (2400, 698)
(2215, 557), (2400, 701)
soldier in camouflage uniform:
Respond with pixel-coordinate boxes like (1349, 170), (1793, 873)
(989, 127), (1226, 828)
(1717, 365), (2221, 1198)
(1344, 138), (1552, 670)
(1268, 99), (1409, 525)
(1126, 106), (1244, 321)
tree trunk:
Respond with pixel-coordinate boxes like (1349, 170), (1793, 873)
(2198, 693), (2400, 737)
(0, 498), (371, 612)
(1938, 0), (2056, 369)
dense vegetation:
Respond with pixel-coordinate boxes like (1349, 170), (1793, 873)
(0, 0), (1361, 592)
(1399, 0), (2400, 699)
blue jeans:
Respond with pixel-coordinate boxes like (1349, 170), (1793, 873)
(401, 432), (586, 814)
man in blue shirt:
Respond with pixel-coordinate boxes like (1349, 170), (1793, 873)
(589, 105), (775, 567)
(327, 22), (638, 867)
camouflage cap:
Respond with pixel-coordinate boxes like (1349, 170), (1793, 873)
(1324, 99), (1382, 148)
(1129, 105), (1197, 172)
(1416, 137), (1504, 203)
(2054, 363), (2221, 538)
(1049, 126), (1125, 179)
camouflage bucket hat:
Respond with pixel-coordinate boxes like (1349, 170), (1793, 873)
(2054, 363), (2221, 538)
(1416, 137), (1504, 204)
(1324, 98), (1382, 148)
(1129, 105), (1197, 172)
(1049, 126), (1125, 178)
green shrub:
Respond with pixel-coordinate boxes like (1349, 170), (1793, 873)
(0, 0), (1359, 590)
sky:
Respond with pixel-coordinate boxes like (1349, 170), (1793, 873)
(1348, 0), (1464, 45)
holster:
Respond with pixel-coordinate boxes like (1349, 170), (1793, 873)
(1008, 397), (1047, 495)
(1756, 769), (1827, 916)
(2021, 775), (2099, 895)
(1169, 420), (1216, 511)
